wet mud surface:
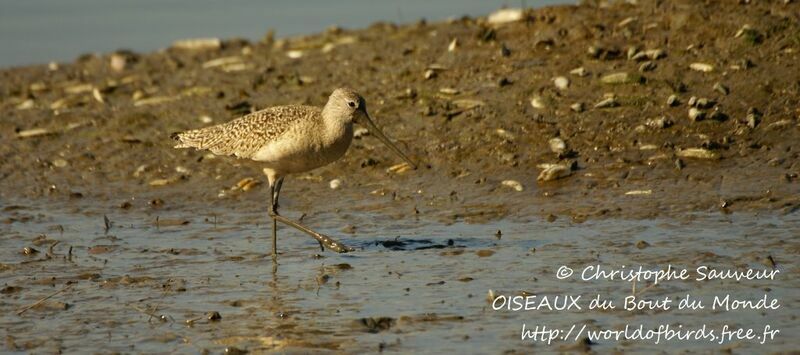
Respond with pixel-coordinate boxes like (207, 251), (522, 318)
(2, 201), (799, 353)
(1, 0), (799, 353)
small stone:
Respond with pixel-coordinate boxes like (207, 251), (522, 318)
(688, 96), (697, 107)
(329, 179), (342, 190)
(439, 87), (459, 95)
(689, 62), (714, 72)
(688, 108), (706, 122)
(16, 99), (35, 110)
(548, 138), (566, 154)
(645, 116), (673, 129)
(530, 96), (546, 109)
(594, 97), (619, 109)
(645, 49), (666, 60)
(424, 69), (437, 80)
(569, 67), (588, 77)
(600, 72), (642, 85)
(708, 109), (728, 122)
(695, 98), (714, 109)
(746, 107), (761, 128)
(677, 148), (720, 160)
(713, 82), (730, 95)
(626, 46), (640, 60)
(149, 179), (172, 187)
(667, 94), (679, 106)
(207, 311), (222, 321)
(487, 8), (525, 25)
(501, 180), (524, 192)
(172, 38), (222, 51)
(447, 38), (459, 52)
(537, 164), (572, 182)
(110, 53), (128, 71)
(630, 51), (648, 61)
(636, 240), (650, 249)
(570, 102), (585, 112)
(553, 76), (570, 90)
(53, 159), (68, 168)
(638, 61), (656, 72)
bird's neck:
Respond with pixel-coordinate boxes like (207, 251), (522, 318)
(320, 110), (353, 145)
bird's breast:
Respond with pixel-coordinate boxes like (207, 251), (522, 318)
(251, 121), (353, 174)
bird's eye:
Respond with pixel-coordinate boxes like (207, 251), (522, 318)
(348, 101), (356, 108)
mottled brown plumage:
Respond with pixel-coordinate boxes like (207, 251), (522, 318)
(172, 105), (320, 159)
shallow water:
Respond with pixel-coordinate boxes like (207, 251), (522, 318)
(1, 199), (797, 353)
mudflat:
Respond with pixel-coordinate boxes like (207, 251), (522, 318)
(1, 0), (798, 353)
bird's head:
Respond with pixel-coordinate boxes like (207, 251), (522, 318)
(325, 87), (417, 169)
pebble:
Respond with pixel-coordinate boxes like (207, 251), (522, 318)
(713, 82), (730, 95)
(329, 179), (342, 190)
(487, 8), (525, 25)
(530, 96), (546, 109)
(53, 159), (68, 168)
(638, 61), (656, 72)
(689, 62), (714, 72)
(688, 108), (706, 122)
(601, 72), (642, 85)
(387, 163), (413, 174)
(110, 53), (128, 71)
(695, 98), (714, 109)
(16, 128), (52, 139)
(625, 190), (652, 195)
(149, 178), (174, 187)
(207, 311), (222, 321)
(172, 38), (222, 50)
(439, 87), (459, 95)
(594, 97), (619, 109)
(548, 138), (566, 154)
(570, 102), (585, 112)
(90, 88), (105, 104)
(424, 69), (437, 80)
(645, 116), (673, 129)
(495, 129), (515, 141)
(286, 50), (304, 59)
(15, 99), (35, 110)
(677, 148), (720, 160)
(644, 49), (666, 60)
(746, 108), (761, 128)
(667, 94), (679, 106)
(448, 38), (459, 52)
(202, 56), (244, 69)
(627, 46), (640, 60)
(501, 180), (524, 192)
(537, 164), (572, 182)
(569, 67), (588, 77)
(553, 76), (570, 90)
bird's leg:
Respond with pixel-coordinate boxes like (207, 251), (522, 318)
(269, 181), (278, 260)
(268, 178), (354, 253)
(271, 214), (355, 253)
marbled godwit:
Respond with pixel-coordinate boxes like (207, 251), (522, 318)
(172, 88), (416, 256)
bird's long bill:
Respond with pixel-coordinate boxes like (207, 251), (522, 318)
(361, 112), (417, 169)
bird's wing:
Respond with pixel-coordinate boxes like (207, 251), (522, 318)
(172, 105), (319, 158)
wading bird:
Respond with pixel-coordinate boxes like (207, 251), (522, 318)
(172, 88), (416, 257)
